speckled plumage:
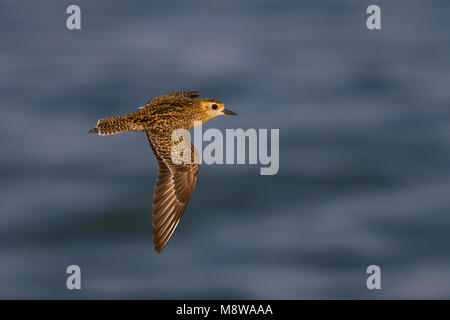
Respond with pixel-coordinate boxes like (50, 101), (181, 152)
(90, 91), (236, 253)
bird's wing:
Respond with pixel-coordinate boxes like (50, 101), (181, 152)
(145, 129), (200, 253)
(140, 91), (201, 109)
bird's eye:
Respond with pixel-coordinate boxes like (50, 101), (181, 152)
(211, 104), (218, 110)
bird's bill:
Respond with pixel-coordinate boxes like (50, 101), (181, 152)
(222, 109), (237, 115)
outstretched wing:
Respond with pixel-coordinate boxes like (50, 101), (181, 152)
(140, 91), (201, 109)
(145, 129), (200, 253)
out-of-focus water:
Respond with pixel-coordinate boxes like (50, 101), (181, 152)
(0, 0), (449, 299)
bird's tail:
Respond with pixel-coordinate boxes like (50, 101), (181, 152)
(89, 115), (132, 136)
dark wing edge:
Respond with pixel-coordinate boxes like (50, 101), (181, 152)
(146, 130), (200, 253)
(141, 91), (201, 109)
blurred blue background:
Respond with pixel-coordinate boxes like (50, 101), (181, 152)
(0, 0), (449, 299)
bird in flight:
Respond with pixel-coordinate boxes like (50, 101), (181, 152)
(89, 91), (237, 252)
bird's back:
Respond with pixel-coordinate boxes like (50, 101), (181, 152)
(129, 97), (199, 131)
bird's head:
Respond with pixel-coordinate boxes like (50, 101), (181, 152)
(197, 98), (237, 123)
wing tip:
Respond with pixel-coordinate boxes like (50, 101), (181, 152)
(188, 91), (201, 98)
(154, 241), (166, 253)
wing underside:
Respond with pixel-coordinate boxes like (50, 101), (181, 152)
(146, 129), (200, 253)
